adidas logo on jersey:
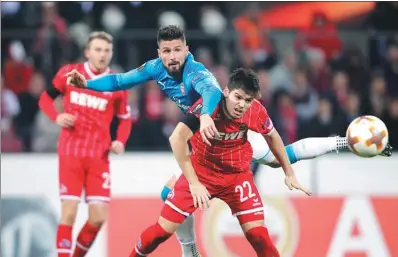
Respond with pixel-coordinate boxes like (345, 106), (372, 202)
(70, 91), (108, 111)
(214, 131), (245, 141)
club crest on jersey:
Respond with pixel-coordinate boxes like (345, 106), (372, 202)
(264, 118), (274, 130)
(167, 188), (175, 199)
(180, 83), (185, 95)
(191, 103), (203, 114)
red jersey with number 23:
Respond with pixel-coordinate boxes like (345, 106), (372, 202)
(53, 62), (131, 158)
(188, 98), (274, 174)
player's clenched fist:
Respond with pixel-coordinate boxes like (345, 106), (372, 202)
(65, 69), (87, 88)
(189, 182), (211, 210)
(56, 113), (76, 128)
(110, 140), (125, 154)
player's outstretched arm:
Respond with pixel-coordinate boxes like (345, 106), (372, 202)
(252, 103), (311, 195)
(264, 129), (295, 174)
(264, 129), (312, 196)
(169, 115), (211, 209)
(66, 61), (156, 92)
(191, 74), (222, 116)
(89, 63), (155, 91)
(190, 72), (222, 143)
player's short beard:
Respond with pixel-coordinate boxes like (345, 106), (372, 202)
(166, 62), (183, 76)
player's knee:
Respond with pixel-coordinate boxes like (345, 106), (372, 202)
(151, 222), (174, 246)
(88, 215), (107, 227)
(60, 211), (77, 225)
(158, 216), (179, 234)
(160, 201), (187, 225)
(241, 220), (265, 233)
(60, 200), (79, 225)
(245, 226), (278, 253)
(160, 186), (172, 202)
(88, 203), (108, 227)
(245, 226), (266, 244)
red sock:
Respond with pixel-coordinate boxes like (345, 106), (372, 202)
(57, 224), (73, 257)
(245, 227), (280, 257)
(72, 221), (101, 257)
(129, 222), (172, 257)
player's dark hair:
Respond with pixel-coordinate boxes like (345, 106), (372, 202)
(157, 25), (186, 46)
(228, 68), (260, 98)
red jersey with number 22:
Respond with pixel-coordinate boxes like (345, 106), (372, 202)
(188, 98), (274, 174)
(53, 62), (131, 158)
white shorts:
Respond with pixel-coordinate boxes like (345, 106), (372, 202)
(173, 130), (274, 177)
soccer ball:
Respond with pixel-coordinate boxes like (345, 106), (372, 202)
(346, 115), (389, 158)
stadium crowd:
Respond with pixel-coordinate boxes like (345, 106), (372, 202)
(2, 2), (398, 152)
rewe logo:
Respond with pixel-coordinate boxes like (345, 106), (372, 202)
(70, 91), (108, 111)
(214, 131), (245, 141)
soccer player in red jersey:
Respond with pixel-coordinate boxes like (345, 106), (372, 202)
(129, 68), (310, 257)
(38, 31), (132, 257)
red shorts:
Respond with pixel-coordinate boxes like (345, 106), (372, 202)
(58, 155), (110, 203)
(161, 167), (264, 225)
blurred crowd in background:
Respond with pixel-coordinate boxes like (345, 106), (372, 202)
(1, 1), (398, 152)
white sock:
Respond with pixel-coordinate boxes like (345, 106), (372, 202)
(291, 136), (348, 161)
(175, 214), (200, 257)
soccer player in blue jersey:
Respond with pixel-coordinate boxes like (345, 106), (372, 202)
(66, 25), (393, 257)
(68, 26), (222, 147)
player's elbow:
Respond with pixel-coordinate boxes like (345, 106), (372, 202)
(169, 123), (192, 149)
(169, 132), (182, 149)
(202, 86), (222, 99)
(169, 130), (187, 150)
(264, 129), (281, 144)
(38, 91), (52, 108)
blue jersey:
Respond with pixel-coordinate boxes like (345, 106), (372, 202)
(86, 53), (222, 115)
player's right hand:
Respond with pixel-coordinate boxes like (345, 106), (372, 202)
(200, 114), (220, 146)
(65, 69), (87, 88)
(110, 140), (125, 154)
(56, 113), (76, 128)
(189, 182), (211, 210)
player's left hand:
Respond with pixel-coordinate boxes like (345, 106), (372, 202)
(285, 175), (312, 196)
(189, 182), (211, 210)
(110, 140), (125, 154)
(200, 114), (220, 146)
